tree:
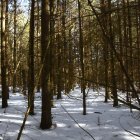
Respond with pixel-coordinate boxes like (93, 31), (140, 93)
(40, 0), (52, 129)
(78, 0), (86, 115)
(13, 0), (17, 93)
(100, 0), (109, 102)
(28, 0), (35, 115)
(1, 0), (8, 108)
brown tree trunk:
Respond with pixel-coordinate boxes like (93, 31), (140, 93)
(100, 0), (109, 102)
(13, 0), (17, 93)
(22, 69), (27, 95)
(28, 0), (35, 115)
(107, 0), (118, 107)
(50, 0), (55, 106)
(5, 0), (9, 99)
(40, 0), (52, 129)
(78, 0), (86, 115)
(1, 0), (8, 108)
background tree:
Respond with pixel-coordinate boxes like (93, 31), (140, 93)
(13, 0), (17, 93)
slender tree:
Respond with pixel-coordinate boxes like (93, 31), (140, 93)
(28, 0), (35, 115)
(5, 0), (9, 99)
(100, 0), (109, 102)
(1, 0), (8, 108)
(78, 0), (86, 115)
(56, 0), (62, 99)
(13, 0), (17, 93)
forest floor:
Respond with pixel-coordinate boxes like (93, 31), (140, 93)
(0, 87), (140, 140)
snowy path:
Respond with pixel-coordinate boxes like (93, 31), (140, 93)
(0, 88), (140, 140)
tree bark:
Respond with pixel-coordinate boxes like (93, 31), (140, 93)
(40, 0), (52, 129)
(28, 0), (35, 115)
(1, 0), (8, 108)
(13, 0), (17, 93)
(78, 0), (86, 115)
(100, 0), (109, 102)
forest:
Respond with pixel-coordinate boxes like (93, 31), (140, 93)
(0, 0), (140, 140)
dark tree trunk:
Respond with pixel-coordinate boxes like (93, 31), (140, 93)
(57, 34), (62, 100)
(78, 0), (86, 115)
(100, 0), (109, 102)
(13, 0), (17, 93)
(28, 0), (35, 115)
(1, 0), (8, 108)
(50, 0), (55, 105)
(5, 0), (9, 99)
(56, 0), (62, 100)
(40, 0), (52, 129)
(107, 0), (118, 107)
(22, 69), (27, 95)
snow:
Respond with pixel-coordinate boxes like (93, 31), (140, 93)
(0, 87), (140, 140)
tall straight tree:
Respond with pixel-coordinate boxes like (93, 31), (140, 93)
(107, 0), (118, 107)
(100, 0), (109, 102)
(78, 0), (86, 115)
(13, 0), (17, 93)
(40, 0), (52, 129)
(50, 0), (55, 103)
(28, 0), (35, 115)
(1, 0), (8, 108)
(5, 0), (9, 99)
(56, 0), (62, 99)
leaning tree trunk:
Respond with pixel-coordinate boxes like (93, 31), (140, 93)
(1, 0), (8, 108)
(40, 0), (52, 129)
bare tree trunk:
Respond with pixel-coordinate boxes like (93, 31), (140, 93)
(22, 69), (27, 95)
(28, 0), (35, 115)
(1, 0), (8, 108)
(5, 0), (9, 99)
(35, 0), (41, 93)
(13, 0), (17, 93)
(50, 0), (55, 105)
(56, 0), (62, 100)
(40, 0), (52, 129)
(78, 0), (86, 115)
(57, 33), (62, 99)
(107, 0), (118, 107)
(100, 0), (109, 102)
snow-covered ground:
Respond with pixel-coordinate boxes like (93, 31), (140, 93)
(0, 87), (140, 140)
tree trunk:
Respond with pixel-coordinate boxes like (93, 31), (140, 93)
(28, 0), (35, 115)
(50, 0), (55, 105)
(1, 0), (8, 108)
(78, 0), (86, 115)
(107, 0), (118, 107)
(40, 0), (52, 129)
(5, 0), (9, 99)
(13, 0), (17, 93)
(100, 0), (109, 102)
(57, 34), (62, 100)
(22, 69), (27, 95)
